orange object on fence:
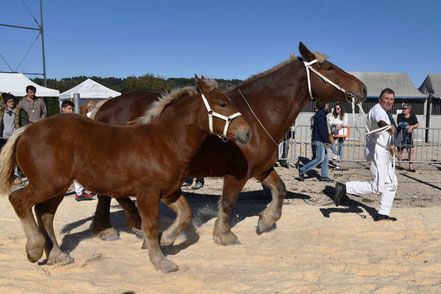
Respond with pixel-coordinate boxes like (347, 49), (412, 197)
(333, 126), (349, 138)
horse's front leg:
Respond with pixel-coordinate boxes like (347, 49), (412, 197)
(137, 193), (178, 273)
(213, 175), (247, 246)
(90, 195), (120, 240)
(254, 167), (286, 234)
(160, 189), (192, 246)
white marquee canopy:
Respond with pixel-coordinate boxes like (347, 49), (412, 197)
(59, 78), (121, 100)
(0, 72), (59, 97)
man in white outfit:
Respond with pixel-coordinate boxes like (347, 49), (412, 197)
(334, 88), (398, 221)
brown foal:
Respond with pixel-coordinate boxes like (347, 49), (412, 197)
(0, 76), (251, 273)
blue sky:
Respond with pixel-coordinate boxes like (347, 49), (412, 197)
(1, 0), (440, 87)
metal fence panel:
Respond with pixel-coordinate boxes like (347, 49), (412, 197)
(278, 125), (441, 168)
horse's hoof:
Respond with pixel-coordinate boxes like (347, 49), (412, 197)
(213, 231), (241, 246)
(256, 216), (277, 235)
(131, 227), (145, 239)
(97, 228), (120, 241)
(159, 259), (179, 273)
(26, 247), (44, 263)
(47, 252), (74, 265)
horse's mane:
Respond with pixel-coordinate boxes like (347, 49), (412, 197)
(132, 79), (218, 125)
(229, 51), (329, 91)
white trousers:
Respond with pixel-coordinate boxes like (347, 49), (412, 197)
(74, 181), (84, 196)
(346, 149), (398, 216)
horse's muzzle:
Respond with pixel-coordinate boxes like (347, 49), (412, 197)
(235, 128), (252, 145)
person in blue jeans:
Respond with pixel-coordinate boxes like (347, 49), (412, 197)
(298, 101), (333, 182)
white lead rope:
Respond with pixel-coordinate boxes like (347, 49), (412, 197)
(201, 94), (242, 141)
(351, 97), (396, 169)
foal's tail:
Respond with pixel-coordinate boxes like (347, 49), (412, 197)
(89, 99), (109, 120)
(0, 125), (30, 195)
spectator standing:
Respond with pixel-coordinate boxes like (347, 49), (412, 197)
(279, 121), (295, 168)
(396, 103), (419, 172)
(298, 101), (333, 182)
(0, 93), (21, 149)
(61, 101), (95, 201)
(329, 103), (349, 169)
(18, 85), (47, 125)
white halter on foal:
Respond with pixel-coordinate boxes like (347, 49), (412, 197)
(201, 94), (242, 141)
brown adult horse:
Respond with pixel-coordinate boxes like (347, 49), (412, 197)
(91, 42), (367, 246)
(0, 76), (251, 273)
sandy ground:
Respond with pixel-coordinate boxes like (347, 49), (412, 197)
(0, 162), (440, 293)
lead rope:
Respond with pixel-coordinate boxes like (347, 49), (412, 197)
(351, 97), (396, 172)
(237, 88), (279, 147)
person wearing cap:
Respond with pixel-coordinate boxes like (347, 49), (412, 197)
(334, 88), (398, 222)
(396, 103), (419, 172)
(0, 93), (22, 150)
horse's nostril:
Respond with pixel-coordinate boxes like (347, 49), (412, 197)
(362, 85), (367, 96)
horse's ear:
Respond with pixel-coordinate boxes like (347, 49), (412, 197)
(195, 74), (200, 83)
(299, 42), (316, 62)
(195, 74), (209, 93)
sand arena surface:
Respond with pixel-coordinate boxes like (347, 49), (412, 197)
(0, 163), (440, 293)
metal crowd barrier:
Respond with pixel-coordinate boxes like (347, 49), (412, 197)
(278, 125), (441, 168)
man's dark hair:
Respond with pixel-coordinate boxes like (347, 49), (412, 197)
(316, 101), (328, 110)
(379, 88), (395, 98)
(61, 100), (75, 108)
(26, 85), (37, 93)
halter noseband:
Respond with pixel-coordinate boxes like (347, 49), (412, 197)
(201, 94), (242, 141)
(303, 59), (356, 102)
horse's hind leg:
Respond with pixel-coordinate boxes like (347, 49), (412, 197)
(255, 168), (286, 234)
(34, 191), (74, 265)
(159, 189), (192, 246)
(9, 187), (46, 263)
(213, 176), (247, 246)
(137, 194), (178, 273)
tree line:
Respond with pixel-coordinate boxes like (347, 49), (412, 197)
(33, 73), (242, 94)
(32, 74), (243, 115)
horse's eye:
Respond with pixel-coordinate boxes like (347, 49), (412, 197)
(219, 103), (227, 109)
(328, 66), (334, 71)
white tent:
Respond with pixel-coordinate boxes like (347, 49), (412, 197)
(0, 72), (59, 97)
(59, 78), (121, 100)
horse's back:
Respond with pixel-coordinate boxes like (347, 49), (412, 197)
(95, 90), (161, 124)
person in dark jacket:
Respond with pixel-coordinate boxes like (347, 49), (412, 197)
(298, 101), (332, 182)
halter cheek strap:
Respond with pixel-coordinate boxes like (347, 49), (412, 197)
(303, 59), (353, 101)
(201, 94), (242, 140)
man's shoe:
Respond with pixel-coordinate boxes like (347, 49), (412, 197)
(319, 177), (333, 182)
(297, 165), (304, 182)
(182, 181), (192, 187)
(332, 154), (338, 160)
(334, 182), (346, 207)
(75, 192), (94, 202)
(374, 214), (397, 222)
(191, 182), (203, 190)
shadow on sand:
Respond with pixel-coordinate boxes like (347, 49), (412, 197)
(319, 185), (378, 220)
(59, 189), (310, 256)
